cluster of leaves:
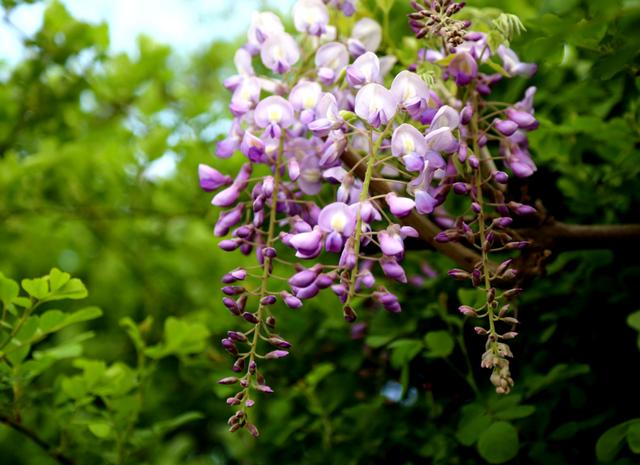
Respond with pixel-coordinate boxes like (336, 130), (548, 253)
(0, 0), (639, 464)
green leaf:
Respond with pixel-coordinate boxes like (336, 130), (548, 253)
(458, 288), (484, 308)
(45, 278), (88, 301)
(88, 421), (112, 439)
(388, 339), (423, 369)
(424, 330), (455, 358)
(477, 421), (520, 464)
(457, 404), (492, 446)
(0, 273), (19, 308)
(627, 310), (640, 349)
(304, 363), (335, 387)
(48, 268), (71, 291)
(596, 421), (633, 462)
(21, 277), (49, 300)
(494, 406), (536, 421)
(628, 423), (640, 454)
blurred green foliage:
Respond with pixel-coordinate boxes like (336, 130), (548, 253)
(0, 0), (639, 464)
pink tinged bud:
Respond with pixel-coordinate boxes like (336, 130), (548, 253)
(199, 164), (232, 192)
(379, 229), (405, 256)
(459, 305), (477, 317)
(504, 288), (524, 298)
(474, 326), (488, 336)
(218, 377), (239, 385)
(448, 268), (470, 280)
(472, 202), (481, 213)
(260, 32), (300, 74)
(380, 256), (407, 283)
(268, 337), (291, 349)
(354, 83), (398, 128)
(331, 283), (347, 297)
(346, 51), (381, 87)
(265, 350), (289, 359)
(246, 423), (260, 438)
(248, 361), (257, 374)
(227, 397), (242, 405)
(494, 119), (519, 136)
(494, 216), (513, 228)
(502, 332), (518, 340)
(415, 190), (438, 214)
(227, 331), (247, 342)
(256, 384), (274, 393)
(385, 192), (415, 218)
(245, 399), (255, 408)
(293, 0), (329, 36)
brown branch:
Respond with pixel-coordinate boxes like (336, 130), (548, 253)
(0, 415), (74, 465)
(341, 149), (640, 274)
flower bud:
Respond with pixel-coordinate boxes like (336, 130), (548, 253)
(265, 350), (289, 359)
(242, 312), (259, 324)
(218, 377), (239, 385)
(459, 305), (477, 317)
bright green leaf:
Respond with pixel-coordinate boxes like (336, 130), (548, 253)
(424, 331), (455, 358)
(477, 421), (519, 464)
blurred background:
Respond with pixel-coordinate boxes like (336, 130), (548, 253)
(0, 0), (639, 464)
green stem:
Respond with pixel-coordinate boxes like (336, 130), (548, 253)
(241, 132), (284, 414)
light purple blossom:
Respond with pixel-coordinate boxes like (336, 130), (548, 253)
(260, 32), (300, 74)
(315, 42), (349, 85)
(346, 52), (380, 87)
(293, 0), (329, 36)
(347, 18), (382, 56)
(247, 11), (285, 53)
(318, 202), (357, 250)
(308, 93), (342, 136)
(497, 45), (537, 78)
(448, 52), (478, 86)
(354, 83), (398, 128)
(254, 96), (295, 138)
(391, 70), (430, 115)
(289, 81), (323, 124)
(199, 164), (233, 192)
(385, 192), (415, 218)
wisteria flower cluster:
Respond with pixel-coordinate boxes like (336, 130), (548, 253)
(200, 0), (539, 435)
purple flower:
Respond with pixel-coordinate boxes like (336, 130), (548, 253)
(347, 18), (381, 56)
(505, 108), (538, 130)
(390, 70), (430, 115)
(315, 42), (349, 85)
(297, 155), (323, 195)
(497, 45), (537, 78)
(230, 77), (261, 116)
(289, 227), (323, 258)
(494, 119), (519, 136)
(199, 164), (233, 192)
(378, 227), (404, 256)
(260, 32), (300, 74)
(293, 0), (329, 36)
(346, 52), (381, 87)
(247, 11), (285, 53)
(289, 81), (322, 124)
(430, 105), (460, 131)
(448, 52), (478, 86)
(254, 96), (295, 139)
(414, 189), (438, 214)
(391, 123), (427, 171)
(354, 83), (398, 128)
(380, 256), (407, 283)
(215, 204), (244, 237)
(308, 93), (341, 136)
(318, 202), (357, 237)
(385, 192), (415, 218)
